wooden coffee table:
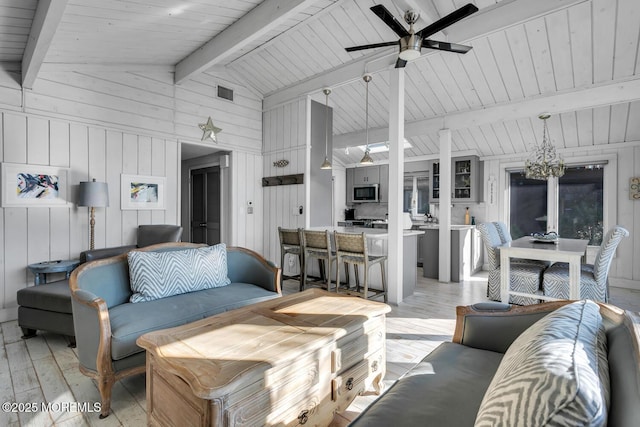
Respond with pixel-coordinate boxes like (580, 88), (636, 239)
(137, 289), (391, 426)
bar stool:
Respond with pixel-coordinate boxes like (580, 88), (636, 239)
(301, 229), (337, 292)
(278, 227), (304, 290)
(334, 231), (387, 302)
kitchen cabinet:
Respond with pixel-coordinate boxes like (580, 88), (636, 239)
(354, 166), (380, 185)
(421, 226), (479, 282)
(378, 164), (388, 202)
(431, 156), (483, 203)
(417, 232), (424, 266)
(346, 168), (354, 204)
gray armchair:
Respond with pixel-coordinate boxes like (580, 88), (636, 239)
(17, 224), (183, 344)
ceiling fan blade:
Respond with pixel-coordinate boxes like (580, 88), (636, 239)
(422, 39), (473, 54)
(395, 58), (407, 68)
(417, 3), (478, 38)
(345, 41), (398, 52)
(370, 4), (409, 38)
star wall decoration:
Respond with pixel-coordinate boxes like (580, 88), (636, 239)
(198, 117), (222, 143)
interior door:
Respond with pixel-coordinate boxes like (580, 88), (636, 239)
(190, 166), (220, 245)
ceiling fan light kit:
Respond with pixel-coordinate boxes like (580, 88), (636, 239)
(345, 3), (478, 68)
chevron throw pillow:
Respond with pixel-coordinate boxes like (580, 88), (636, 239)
(128, 244), (231, 303)
(474, 300), (609, 427)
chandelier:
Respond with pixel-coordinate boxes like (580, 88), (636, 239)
(524, 113), (565, 180)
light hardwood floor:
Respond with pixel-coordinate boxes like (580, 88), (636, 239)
(2, 270), (639, 426)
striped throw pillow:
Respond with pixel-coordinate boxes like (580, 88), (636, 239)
(475, 300), (609, 427)
(128, 244), (231, 303)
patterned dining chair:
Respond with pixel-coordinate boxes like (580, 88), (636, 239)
(278, 227), (304, 291)
(477, 222), (546, 305)
(493, 221), (549, 268)
(334, 231), (387, 302)
(542, 226), (629, 302)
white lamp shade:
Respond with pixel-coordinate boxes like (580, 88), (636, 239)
(77, 180), (109, 207)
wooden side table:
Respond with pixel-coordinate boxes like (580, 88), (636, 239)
(27, 259), (81, 285)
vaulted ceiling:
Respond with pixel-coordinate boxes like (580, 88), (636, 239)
(1, 0), (638, 165)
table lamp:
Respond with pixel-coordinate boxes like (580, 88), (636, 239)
(77, 178), (109, 250)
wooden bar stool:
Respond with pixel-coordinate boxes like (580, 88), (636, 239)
(334, 231), (387, 302)
(301, 229), (337, 292)
(278, 227), (304, 290)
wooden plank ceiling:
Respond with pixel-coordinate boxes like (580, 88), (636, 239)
(0, 0), (638, 164)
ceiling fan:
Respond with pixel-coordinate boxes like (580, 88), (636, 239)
(345, 3), (479, 68)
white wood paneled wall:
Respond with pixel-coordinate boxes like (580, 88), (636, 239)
(0, 68), (265, 321)
(482, 142), (640, 290)
(262, 99), (307, 275)
(0, 111), (179, 322)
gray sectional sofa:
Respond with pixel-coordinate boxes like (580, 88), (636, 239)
(350, 300), (640, 426)
(70, 242), (281, 418)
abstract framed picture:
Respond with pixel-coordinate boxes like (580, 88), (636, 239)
(121, 174), (166, 210)
(1, 162), (71, 208)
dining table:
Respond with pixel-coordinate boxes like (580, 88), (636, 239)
(500, 236), (589, 303)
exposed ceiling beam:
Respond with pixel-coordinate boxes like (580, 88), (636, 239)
(22, 0), (68, 89)
(262, 0), (588, 110)
(333, 77), (640, 148)
(39, 64), (175, 74)
(175, 0), (318, 84)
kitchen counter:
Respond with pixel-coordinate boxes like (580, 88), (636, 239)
(309, 226), (423, 238)
(306, 226), (420, 301)
(418, 224), (476, 230)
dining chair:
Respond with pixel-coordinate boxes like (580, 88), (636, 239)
(278, 226), (304, 291)
(542, 226), (629, 302)
(334, 231), (387, 302)
(493, 221), (549, 268)
(477, 222), (546, 305)
(301, 229), (337, 292)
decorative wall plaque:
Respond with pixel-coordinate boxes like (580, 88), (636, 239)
(631, 177), (640, 200)
(273, 159), (289, 168)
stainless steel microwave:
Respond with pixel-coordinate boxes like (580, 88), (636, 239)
(353, 184), (379, 202)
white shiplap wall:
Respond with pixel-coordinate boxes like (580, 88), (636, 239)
(0, 68), (264, 322)
(262, 98), (307, 276)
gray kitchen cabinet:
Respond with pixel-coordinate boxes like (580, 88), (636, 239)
(378, 164), (388, 202)
(346, 168), (354, 204)
(431, 156), (483, 203)
(353, 165), (380, 185)
(422, 226), (477, 282)
(417, 232), (424, 266)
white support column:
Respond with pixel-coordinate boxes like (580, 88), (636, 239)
(438, 129), (452, 282)
(388, 68), (405, 304)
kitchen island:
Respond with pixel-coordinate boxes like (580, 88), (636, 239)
(419, 224), (481, 282)
(306, 226), (423, 301)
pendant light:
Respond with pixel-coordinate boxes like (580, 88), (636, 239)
(360, 74), (374, 165)
(320, 88), (332, 170)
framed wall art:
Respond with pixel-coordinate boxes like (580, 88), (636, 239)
(121, 174), (166, 210)
(1, 162), (71, 208)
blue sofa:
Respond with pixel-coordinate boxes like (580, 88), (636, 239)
(70, 242), (281, 418)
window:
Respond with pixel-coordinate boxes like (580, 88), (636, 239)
(403, 175), (429, 214)
(509, 164), (605, 245)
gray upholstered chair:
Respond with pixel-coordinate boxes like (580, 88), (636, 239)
(542, 226), (629, 302)
(334, 231), (387, 302)
(477, 222), (546, 305)
(493, 221), (549, 268)
(278, 227), (304, 291)
(17, 224), (183, 344)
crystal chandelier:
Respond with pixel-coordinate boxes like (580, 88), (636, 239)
(524, 113), (565, 180)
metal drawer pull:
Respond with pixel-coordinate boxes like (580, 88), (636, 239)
(346, 377), (354, 390)
(371, 360), (379, 372)
(298, 409), (309, 424)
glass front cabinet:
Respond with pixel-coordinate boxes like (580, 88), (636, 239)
(430, 156), (482, 203)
